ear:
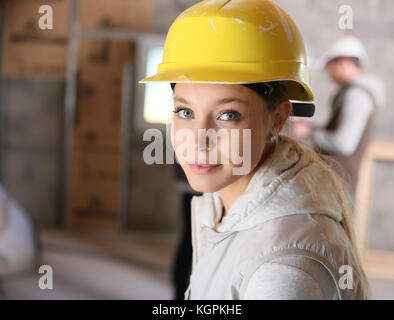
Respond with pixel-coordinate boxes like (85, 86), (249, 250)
(271, 100), (292, 134)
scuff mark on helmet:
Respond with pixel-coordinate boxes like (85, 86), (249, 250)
(272, 7), (293, 43)
(259, 21), (278, 32)
(232, 17), (245, 24)
(208, 18), (218, 34)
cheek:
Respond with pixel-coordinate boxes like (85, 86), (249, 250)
(214, 128), (245, 164)
(217, 124), (267, 167)
(332, 66), (342, 77)
(327, 66), (338, 79)
(171, 124), (181, 157)
(249, 112), (270, 160)
(250, 127), (268, 164)
(171, 120), (192, 151)
(171, 121), (191, 161)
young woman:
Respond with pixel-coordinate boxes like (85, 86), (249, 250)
(140, 0), (371, 300)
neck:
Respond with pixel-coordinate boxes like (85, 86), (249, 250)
(218, 174), (251, 217)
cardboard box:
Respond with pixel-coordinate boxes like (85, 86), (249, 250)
(3, 0), (70, 80)
(79, 0), (151, 31)
(75, 66), (123, 127)
(72, 65), (124, 151)
(68, 150), (121, 229)
(73, 126), (122, 153)
(78, 38), (135, 68)
(3, 0), (144, 80)
(72, 40), (134, 150)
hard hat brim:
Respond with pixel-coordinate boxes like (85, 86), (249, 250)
(139, 62), (314, 102)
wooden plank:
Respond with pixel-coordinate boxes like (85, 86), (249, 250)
(356, 142), (394, 280)
(68, 151), (121, 230)
(366, 142), (394, 161)
(362, 250), (394, 281)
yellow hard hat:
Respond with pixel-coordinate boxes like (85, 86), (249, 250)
(139, 0), (315, 116)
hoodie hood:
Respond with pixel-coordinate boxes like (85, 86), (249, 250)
(349, 73), (386, 110)
(193, 135), (344, 234)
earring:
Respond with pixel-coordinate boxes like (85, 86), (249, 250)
(269, 128), (279, 144)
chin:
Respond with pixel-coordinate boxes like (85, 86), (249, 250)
(188, 178), (225, 194)
(182, 164), (235, 193)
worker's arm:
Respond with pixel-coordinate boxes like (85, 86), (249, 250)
(243, 255), (338, 300)
(311, 87), (374, 156)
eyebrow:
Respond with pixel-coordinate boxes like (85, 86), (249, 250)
(174, 96), (247, 106)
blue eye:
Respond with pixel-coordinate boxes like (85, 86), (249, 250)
(219, 111), (241, 121)
(173, 107), (194, 119)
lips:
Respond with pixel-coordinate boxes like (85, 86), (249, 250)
(188, 163), (222, 175)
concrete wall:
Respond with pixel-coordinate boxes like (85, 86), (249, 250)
(1, 79), (64, 227)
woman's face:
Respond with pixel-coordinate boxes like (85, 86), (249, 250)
(170, 83), (273, 193)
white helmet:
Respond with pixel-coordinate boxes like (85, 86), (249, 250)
(315, 35), (368, 70)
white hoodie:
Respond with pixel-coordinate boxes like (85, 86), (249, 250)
(185, 135), (368, 300)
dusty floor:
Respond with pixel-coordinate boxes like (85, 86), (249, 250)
(1, 229), (177, 299)
(1, 228), (393, 300)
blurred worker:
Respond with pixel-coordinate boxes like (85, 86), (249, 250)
(292, 36), (386, 197)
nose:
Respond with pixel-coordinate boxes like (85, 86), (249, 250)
(195, 125), (219, 151)
(197, 130), (210, 152)
(190, 122), (218, 163)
